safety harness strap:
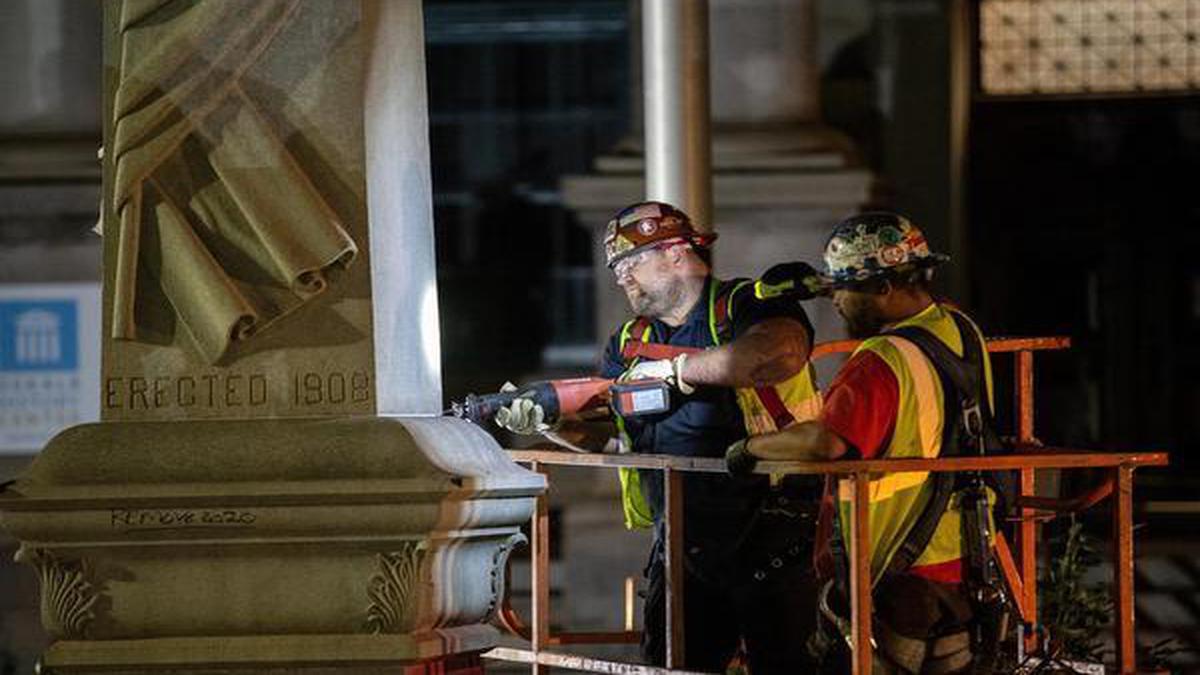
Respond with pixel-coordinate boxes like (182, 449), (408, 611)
(878, 311), (992, 581)
(618, 278), (744, 366)
(753, 384), (797, 430)
(621, 341), (702, 362)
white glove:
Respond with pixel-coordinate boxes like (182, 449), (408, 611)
(494, 382), (557, 435)
(621, 354), (695, 395)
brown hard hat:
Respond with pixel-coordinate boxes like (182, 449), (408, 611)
(603, 201), (717, 268)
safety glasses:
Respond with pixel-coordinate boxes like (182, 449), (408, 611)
(611, 239), (687, 282)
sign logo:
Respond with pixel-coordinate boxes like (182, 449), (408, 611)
(0, 301), (78, 371)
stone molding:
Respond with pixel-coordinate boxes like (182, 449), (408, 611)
(0, 417), (545, 669)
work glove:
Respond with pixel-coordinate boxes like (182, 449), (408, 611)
(621, 354), (695, 395)
(724, 437), (759, 476)
(755, 261), (829, 301)
(494, 382), (557, 435)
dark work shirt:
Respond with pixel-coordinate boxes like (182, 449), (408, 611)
(600, 276), (816, 569)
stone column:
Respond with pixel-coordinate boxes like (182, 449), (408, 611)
(564, 0), (873, 359)
(643, 0), (712, 229)
(0, 2), (544, 673)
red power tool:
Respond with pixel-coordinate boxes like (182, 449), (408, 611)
(451, 345), (704, 427)
(452, 375), (679, 427)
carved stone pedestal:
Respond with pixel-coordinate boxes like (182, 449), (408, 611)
(2, 1), (547, 672)
(0, 417), (541, 672)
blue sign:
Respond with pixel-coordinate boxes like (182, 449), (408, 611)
(0, 300), (78, 371)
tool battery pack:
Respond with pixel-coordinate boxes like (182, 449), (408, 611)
(609, 379), (671, 418)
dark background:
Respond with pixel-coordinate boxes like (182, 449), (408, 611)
(422, 1), (1198, 493)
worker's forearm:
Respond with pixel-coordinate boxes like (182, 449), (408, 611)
(745, 421), (848, 461)
(681, 318), (811, 389)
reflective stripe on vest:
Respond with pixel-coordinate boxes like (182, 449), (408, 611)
(616, 318), (656, 530)
(836, 303), (994, 581)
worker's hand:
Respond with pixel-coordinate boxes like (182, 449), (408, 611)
(755, 261), (829, 301)
(622, 354), (695, 394)
(724, 438), (759, 476)
(494, 382), (556, 435)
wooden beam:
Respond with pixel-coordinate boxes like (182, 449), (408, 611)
(849, 472), (873, 675)
(530, 462), (551, 675)
(1113, 465), (1136, 674)
(993, 532), (1027, 623)
(664, 467), (685, 669)
(812, 336), (1071, 360)
(506, 449), (1168, 474)
(1014, 350), (1040, 655)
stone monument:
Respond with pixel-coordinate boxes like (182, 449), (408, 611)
(0, 1), (544, 672)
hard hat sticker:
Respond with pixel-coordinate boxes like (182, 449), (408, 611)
(880, 246), (906, 265)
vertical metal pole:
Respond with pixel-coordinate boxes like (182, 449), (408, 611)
(530, 462), (550, 675)
(664, 467), (686, 668)
(947, 0), (972, 299)
(643, 0), (712, 230)
(1113, 465), (1136, 674)
(849, 472), (873, 675)
(1015, 350), (1039, 653)
(624, 576), (636, 632)
(1016, 351), (1035, 442)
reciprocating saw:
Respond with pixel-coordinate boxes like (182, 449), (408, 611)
(451, 343), (708, 427)
(450, 376), (674, 427)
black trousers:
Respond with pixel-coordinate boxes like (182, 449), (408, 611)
(641, 546), (820, 674)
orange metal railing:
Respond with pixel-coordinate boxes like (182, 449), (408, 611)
(484, 337), (1169, 675)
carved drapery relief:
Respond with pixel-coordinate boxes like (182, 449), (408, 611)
(110, 0), (357, 364)
(15, 546), (100, 639)
(365, 540), (428, 634)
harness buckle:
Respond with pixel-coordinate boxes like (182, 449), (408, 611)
(961, 400), (984, 439)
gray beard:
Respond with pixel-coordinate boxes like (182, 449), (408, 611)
(631, 278), (686, 319)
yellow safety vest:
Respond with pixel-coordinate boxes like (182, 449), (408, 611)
(836, 303), (994, 580)
(616, 278), (823, 529)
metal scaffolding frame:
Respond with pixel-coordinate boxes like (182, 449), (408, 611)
(484, 337), (1169, 674)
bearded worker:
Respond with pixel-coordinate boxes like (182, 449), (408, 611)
(498, 201), (825, 673)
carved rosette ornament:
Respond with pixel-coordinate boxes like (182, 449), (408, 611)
(365, 540), (428, 634)
(15, 547), (99, 640)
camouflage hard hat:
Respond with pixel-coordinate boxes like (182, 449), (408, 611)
(821, 212), (949, 287)
(603, 201), (716, 268)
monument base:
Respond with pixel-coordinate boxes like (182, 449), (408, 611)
(0, 417), (543, 673)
